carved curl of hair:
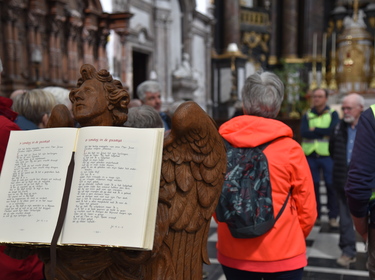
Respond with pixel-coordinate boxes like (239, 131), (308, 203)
(70, 64), (130, 125)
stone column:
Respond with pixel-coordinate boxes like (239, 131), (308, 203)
(98, 29), (110, 71)
(269, 0), (279, 65)
(4, 20), (15, 79)
(282, 0), (298, 58)
(67, 19), (82, 84)
(154, 8), (173, 106)
(303, 0), (325, 59)
(118, 33), (127, 84)
(224, 0), (240, 49)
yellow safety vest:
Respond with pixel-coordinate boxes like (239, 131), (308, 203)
(302, 109), (334, 156)
(368, 105), (375, 202)
(371, 104), (375, 116)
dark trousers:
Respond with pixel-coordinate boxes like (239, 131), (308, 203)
(307, 155), (338, 219)
(337, 189), (356, 257)
(221, 265), (304, 280)
(368, 226), (375, 279)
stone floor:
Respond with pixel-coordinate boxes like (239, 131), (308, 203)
(203, 185), (369, 280)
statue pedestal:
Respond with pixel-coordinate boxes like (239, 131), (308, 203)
(172, 77), (198, 100)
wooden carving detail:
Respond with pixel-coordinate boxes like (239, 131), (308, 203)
(41, 64), (226, 279)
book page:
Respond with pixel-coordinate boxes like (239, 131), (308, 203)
(61, 126), (163, 249)
(0, 128), (78, 244)
(143, 129), (164, 249)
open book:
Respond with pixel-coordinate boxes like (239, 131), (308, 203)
(0, 126), (164, 250)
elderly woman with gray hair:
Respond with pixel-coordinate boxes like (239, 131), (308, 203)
(12, 89), (56, 130)
(215, 72), (317, 280)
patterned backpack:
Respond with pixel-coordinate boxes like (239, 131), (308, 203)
(216, 138), (292, 238)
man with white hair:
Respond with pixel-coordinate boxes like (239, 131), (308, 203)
(329, 93), (364, 267)
(136, 80), (171, 130)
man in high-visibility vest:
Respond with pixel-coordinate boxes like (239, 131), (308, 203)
(301, 88), (339, 227)
(346, 104), (375, 279)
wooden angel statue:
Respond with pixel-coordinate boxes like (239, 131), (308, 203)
(14, 64), (226, 279)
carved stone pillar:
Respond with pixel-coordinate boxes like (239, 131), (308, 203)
(3, 12), (16, 80)
(224, 0), (240, 48)
(282, 0), (298, 58)
(48, 0), (66, 84)
(68, 19), (82, 84)
(49, 30), (57, 82)
(27, 15), (37, 81)
(13, 7), (25, 81)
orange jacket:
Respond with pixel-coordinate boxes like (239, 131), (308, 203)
(216, 115), (317, 272)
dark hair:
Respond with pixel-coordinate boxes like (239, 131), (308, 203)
(70, 64), (130, 125)
(312, 88), (329, 98)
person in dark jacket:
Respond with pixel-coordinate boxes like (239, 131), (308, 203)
(329, 93), (364, 267)
(346, 102), (375, 279)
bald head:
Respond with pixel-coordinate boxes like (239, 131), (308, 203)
(341, 93), (364, 126)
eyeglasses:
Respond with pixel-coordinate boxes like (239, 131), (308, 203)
(312, 95), (325, 99)
(341, 107), (353, 111)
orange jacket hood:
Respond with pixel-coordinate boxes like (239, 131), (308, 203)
(219, 115), (293, 147)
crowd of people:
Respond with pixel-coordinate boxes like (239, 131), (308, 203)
(0, 56), (374, 280)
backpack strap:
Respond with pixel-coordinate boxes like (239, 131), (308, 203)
(257, 137), (293, 222)
(275, 187), (293, 221)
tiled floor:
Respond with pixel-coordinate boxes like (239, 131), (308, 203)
(203, 186), (369, 280)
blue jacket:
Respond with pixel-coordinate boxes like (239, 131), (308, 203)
(14, 116), (39, 130)
(345, 108), (375, 218)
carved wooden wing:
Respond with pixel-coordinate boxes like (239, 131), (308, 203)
(161, 101), (226, 231)
(149, 101), (226, 279)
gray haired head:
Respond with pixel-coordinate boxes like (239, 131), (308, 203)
(241, 72), (284, 118)
(124, 105), (164, 128)
(137, 80), (161, 102)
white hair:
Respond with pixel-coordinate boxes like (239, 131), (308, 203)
(43, 86), (72, 109)
(241, 72), (284, 118)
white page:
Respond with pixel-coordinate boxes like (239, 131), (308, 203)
(142, 129), (164, 249)
(0, 128), (78, 244)
(61, 126), (163, 248)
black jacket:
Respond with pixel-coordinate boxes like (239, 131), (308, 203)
(329, 120), (349, 195)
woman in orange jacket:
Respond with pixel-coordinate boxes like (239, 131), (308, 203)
(216, 72), (317, 280)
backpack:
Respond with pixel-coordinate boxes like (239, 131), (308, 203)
(216, 138), (292, 239)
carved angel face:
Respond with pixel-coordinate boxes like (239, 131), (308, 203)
(70, 78), (113, 127)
